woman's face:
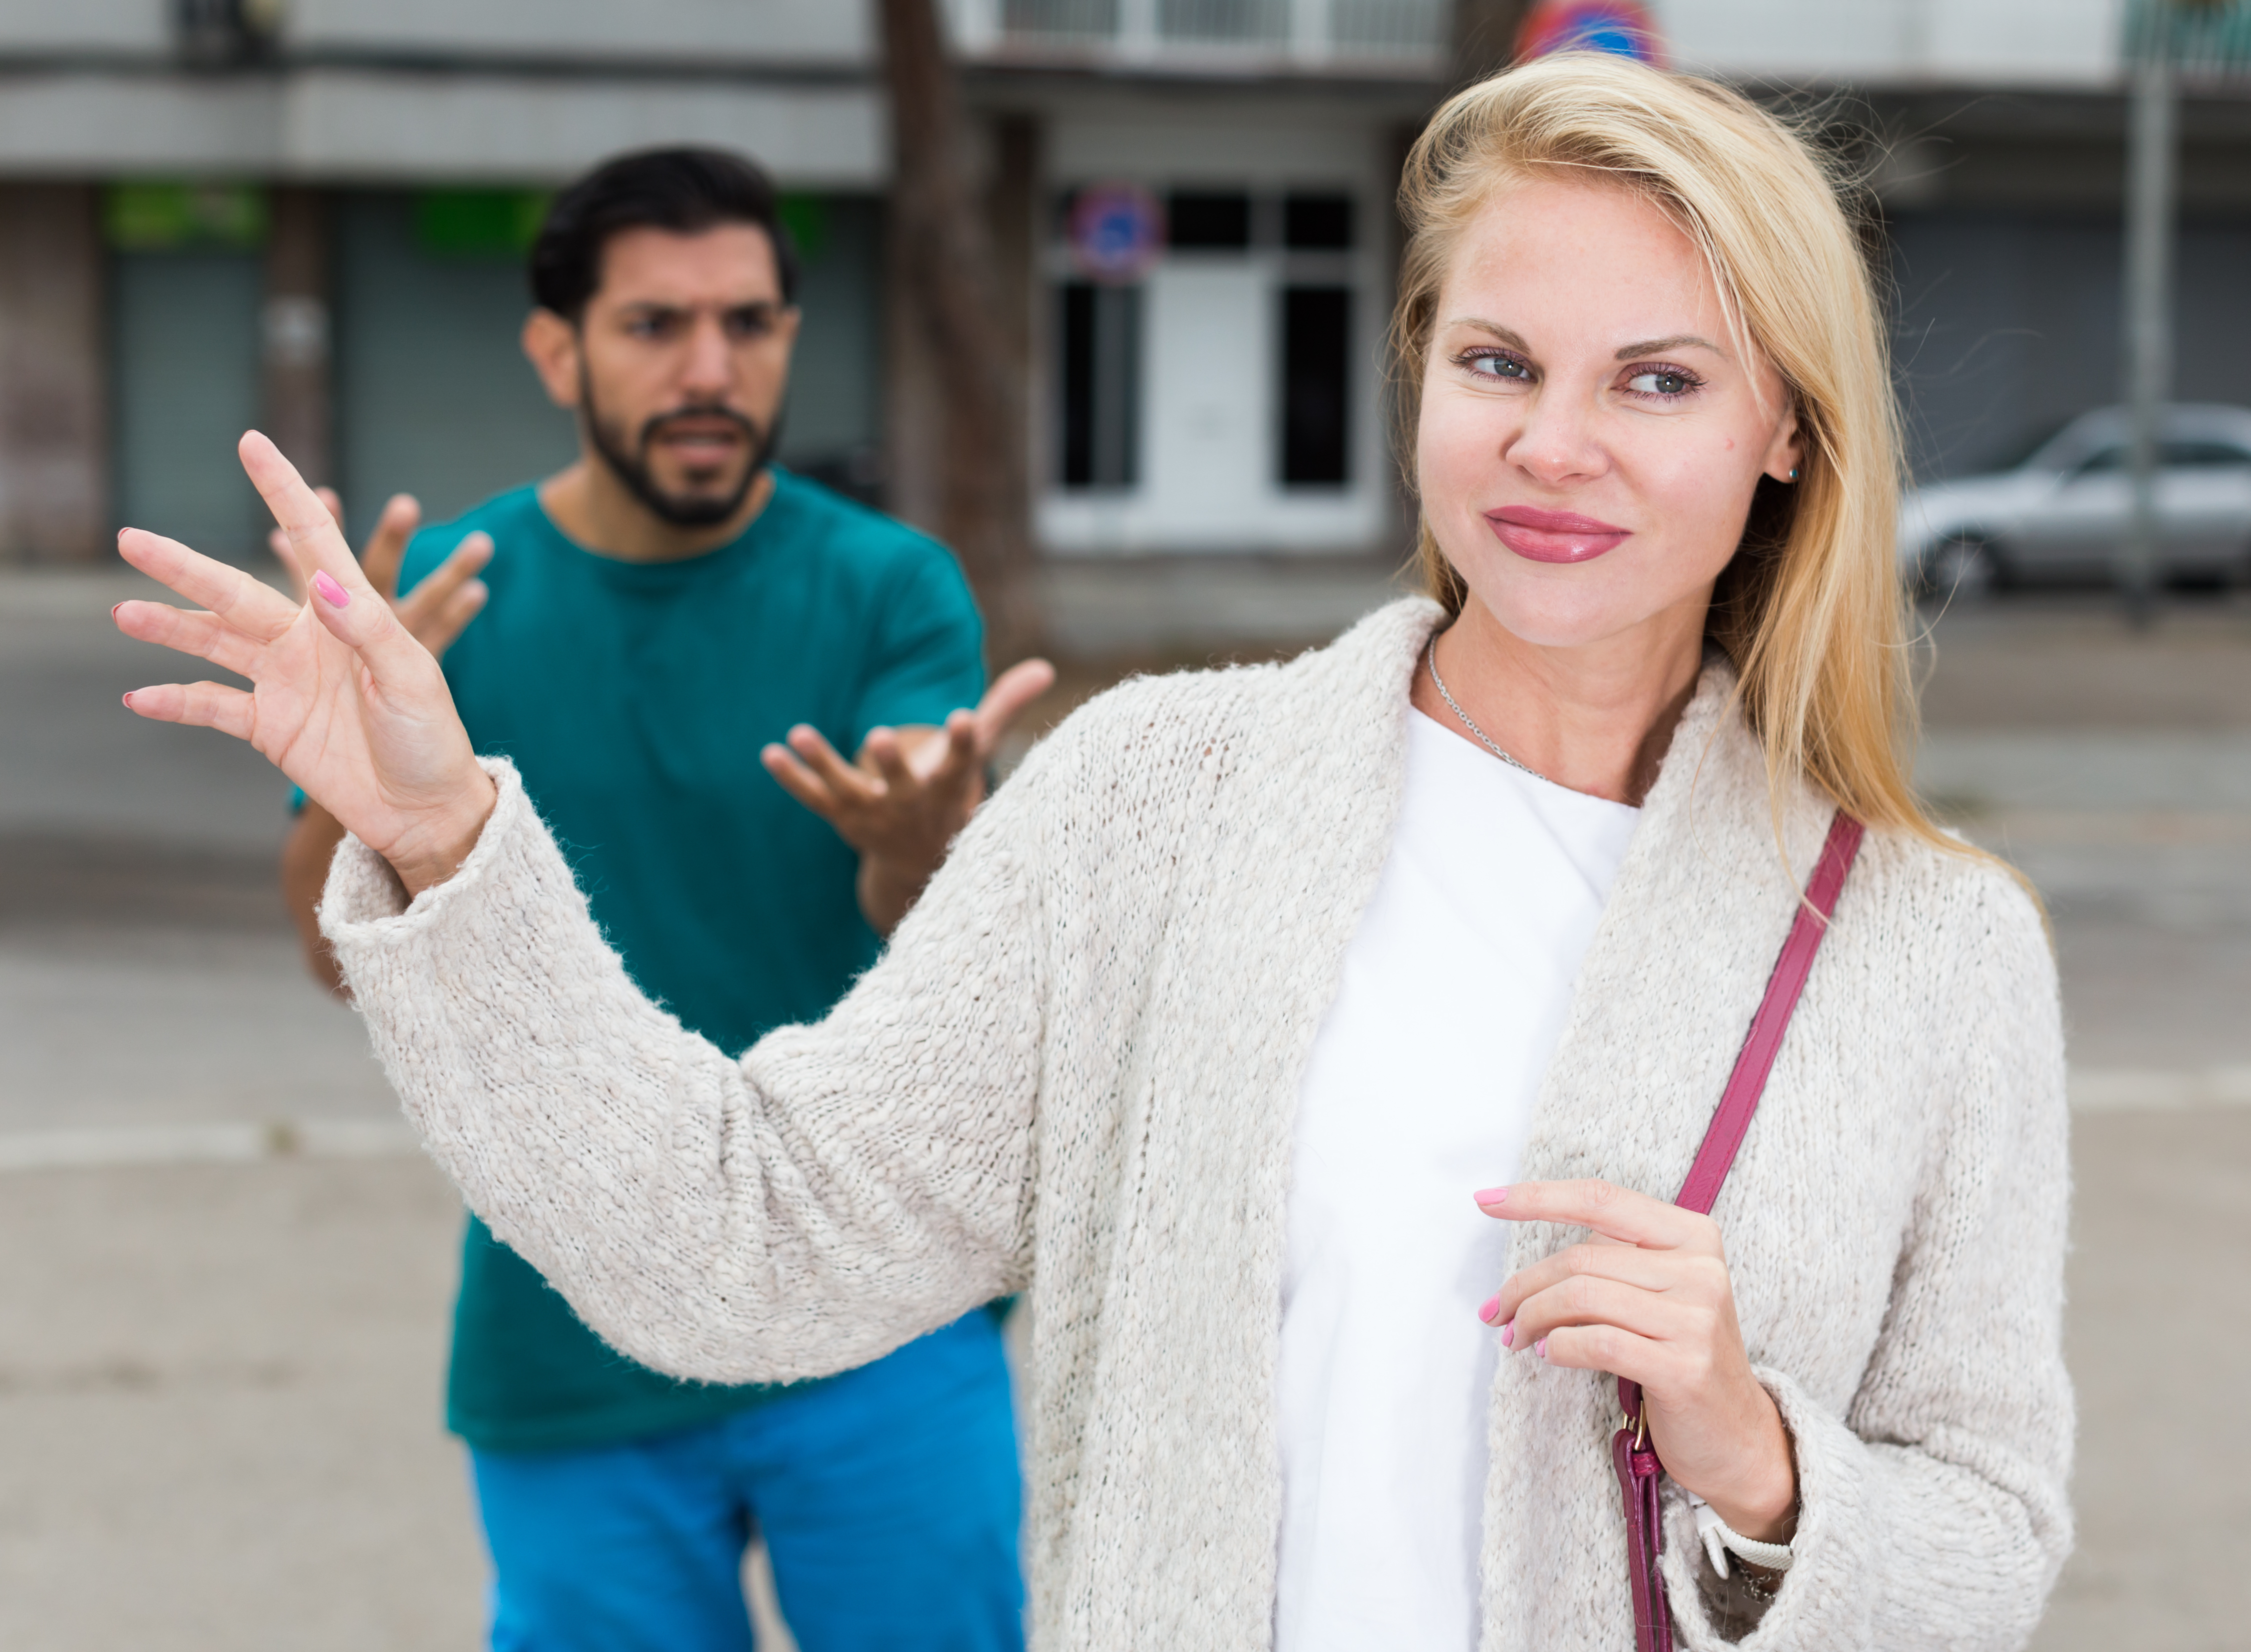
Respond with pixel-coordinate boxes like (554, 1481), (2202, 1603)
(1416, 177), (1801, 651)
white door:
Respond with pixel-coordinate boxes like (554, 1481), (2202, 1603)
(1142, 262), (1270, 540)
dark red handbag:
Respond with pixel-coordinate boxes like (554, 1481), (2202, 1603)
(1612, 810), (1863, 1652)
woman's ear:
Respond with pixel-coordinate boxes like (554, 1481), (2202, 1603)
(520, 309), (583, 412)
(1762, 402), (1804, 484)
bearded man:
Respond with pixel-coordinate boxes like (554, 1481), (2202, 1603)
(280, 148), (1043, 1652)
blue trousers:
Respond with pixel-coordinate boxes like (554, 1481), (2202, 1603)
(469, 1312), (1024, 1652)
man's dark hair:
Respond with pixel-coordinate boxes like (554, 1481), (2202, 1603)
(529, 147), (800, 322)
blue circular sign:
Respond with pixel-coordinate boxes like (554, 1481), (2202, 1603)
(1068, 183), (1164, 284)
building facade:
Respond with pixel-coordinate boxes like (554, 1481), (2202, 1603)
(0, 0), (2244, 629)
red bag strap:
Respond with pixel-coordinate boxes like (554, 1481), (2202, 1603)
(1611, 810), (1862, 1652)
(1616, 808), (1865, 1420)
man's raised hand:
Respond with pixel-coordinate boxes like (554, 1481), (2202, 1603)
(115, 430), (496, 898)
(760, 656), (1058, 934)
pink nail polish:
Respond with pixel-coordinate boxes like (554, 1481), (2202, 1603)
(1534, 1338), (1548, 1360)
(110, 602), (124, 620)
(120, 692), (134, 708)
(1499, 1321), (1514, 1348)
(1478, 1294), (1502, 1324)
(312, 570), (350, 608)
(1473, 1186), (1508, 1206)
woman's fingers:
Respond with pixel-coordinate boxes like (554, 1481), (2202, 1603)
(1526, 1322), (1670, 1388)
(1481, 1240), (1709, 1330)
(112, 602), (265, 680)
(238, 432), (430, 686)
(120, 680), (258, 742)
(116, 530), (299, 644)
(1496, 1272), (1710, 1355)
(1474, 1178), (1714, 1252)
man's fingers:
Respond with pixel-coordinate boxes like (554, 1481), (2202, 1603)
(112, 602), (265, 680)
(360, 494), (424, 599)
(1474, 1178), (1710, 1251)
(117, 529), (298, 643)
(414, 580), (488, 658)
(784, 724), (879, 801)
(396, 534), (492, 648)
(120, 680), (257, 742)
(974, 658), (1057, 752)
(861, 727), (917, 791)
(760, 744), (849, 819)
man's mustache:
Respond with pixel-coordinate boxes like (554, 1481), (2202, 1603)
(638, 406), (762, 456)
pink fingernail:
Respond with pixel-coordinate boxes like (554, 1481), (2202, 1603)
(1534, 1338), (1548, 1360)
(120, 692), (134, 709)
(110, 602), (124, 620)
(1499, 1320), (1515, 1348)
(1473, 1186), (1508, 1206)
(1478, 1294), (1502, 1324)
(312, 571), (350, 608)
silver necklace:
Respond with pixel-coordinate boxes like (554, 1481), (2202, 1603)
(1426, 634), (1550, 784)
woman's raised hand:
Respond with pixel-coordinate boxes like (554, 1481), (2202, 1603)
(114, 431), (497, 899)
(1474, 1179), (1798, 1543)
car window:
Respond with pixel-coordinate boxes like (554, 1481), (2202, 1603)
(2071, 441), (2251, 474)
(2166, 440), (2251, 468)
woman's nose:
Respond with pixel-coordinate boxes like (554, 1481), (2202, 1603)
(1501, 392), (1608, 486)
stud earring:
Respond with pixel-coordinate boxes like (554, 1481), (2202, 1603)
(1788, 467), (1800, 481)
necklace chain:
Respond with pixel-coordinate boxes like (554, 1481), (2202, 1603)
(1426, 635), (1550, 784)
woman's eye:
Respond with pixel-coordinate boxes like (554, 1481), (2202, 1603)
(1465, 353), (1530, 381)
(1627, 369), (1694, 398)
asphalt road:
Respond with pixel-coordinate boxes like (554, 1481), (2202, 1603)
(0, 572), (2245, 1649)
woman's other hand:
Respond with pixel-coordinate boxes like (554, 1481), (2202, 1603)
(115, 430), (496, 900)
(1474, 1178), (1796, 1542)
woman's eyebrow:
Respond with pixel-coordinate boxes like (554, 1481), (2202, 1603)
(1614, 334), (1720, 360)
(1445, 318), (1534, 352)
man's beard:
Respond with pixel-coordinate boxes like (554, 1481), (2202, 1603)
(581, 371), (778, 528)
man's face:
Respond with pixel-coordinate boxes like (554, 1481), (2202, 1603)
(569, 223), (800, 526)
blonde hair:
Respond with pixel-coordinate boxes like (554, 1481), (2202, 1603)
(1392, 52), (1960, 866)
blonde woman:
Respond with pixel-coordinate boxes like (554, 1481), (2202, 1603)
(116, 54), (2068, 1652)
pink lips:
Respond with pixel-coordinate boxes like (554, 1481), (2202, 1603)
(1485, 506), (1631, 564)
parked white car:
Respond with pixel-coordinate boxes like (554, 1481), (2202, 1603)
(1897, 404), (2251, 596)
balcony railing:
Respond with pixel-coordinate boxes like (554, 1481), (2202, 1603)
(950, 0), (1450, 72)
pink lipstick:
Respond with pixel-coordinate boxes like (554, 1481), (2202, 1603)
(1485, 506), (1631, 564)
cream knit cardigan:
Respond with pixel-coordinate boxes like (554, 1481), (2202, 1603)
(324, 598), (2072, 1652)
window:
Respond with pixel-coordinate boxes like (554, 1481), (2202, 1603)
(1280, 286), (1350, 486)
(1284, 192), (1354, 250)
(1168, 190), (1252, 250)
(1060, 282), (1142, 488)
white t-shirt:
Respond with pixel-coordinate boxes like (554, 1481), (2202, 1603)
(1274, 708), (1641, 1652)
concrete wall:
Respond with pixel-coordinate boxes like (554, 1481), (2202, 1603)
(1659, 0), (2122, 86)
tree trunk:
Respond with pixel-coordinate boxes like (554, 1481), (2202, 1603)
(1452, 0), (1533, 85)
(878, 0), (1042, 666)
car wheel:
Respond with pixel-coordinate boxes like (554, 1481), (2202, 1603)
(1920, 536), (2002, 602)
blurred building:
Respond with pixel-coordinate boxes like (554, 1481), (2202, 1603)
(0, 0), (2244, 610)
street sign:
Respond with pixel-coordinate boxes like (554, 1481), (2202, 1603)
(1514, 0), (1664, 66)
(1067, 184), (1164, 284)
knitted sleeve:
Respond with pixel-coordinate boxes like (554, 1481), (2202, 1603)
(1664, 864), (2074, 1651)
(320, 738), (1056, 1388)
